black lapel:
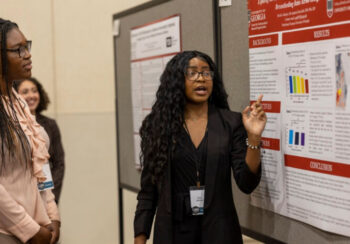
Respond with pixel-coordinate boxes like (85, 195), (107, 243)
(204, 105), (224, 208)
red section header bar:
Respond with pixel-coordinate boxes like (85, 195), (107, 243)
(249, 34), (278, 48)
(250, 101), (281, 113)
(283, 23), (350, 45)
(248, 0), (350, 36)
(261, 137), (280, 151)
(285, 154), (350, 178)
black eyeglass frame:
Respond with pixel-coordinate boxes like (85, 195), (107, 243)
(6, 40), (32, 58)
(184, 70), (214, 81)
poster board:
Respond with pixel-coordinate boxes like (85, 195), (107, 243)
(220, 1), (350, 243)
(113, 0), (216, 192)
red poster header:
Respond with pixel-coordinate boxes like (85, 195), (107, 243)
(250, 101), (281, 113)
(249, 34), (279, 48)
(261, 137), (280, 151)
(248, 0), (350, 36)
(283, 23), (350, 45)
(285, 154), (350, 178)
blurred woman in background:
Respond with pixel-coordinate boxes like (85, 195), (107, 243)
(14, 77), (65, 204)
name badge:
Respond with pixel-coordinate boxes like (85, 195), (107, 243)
(189, 186), (205, 215)
(38, 162), (55, 191)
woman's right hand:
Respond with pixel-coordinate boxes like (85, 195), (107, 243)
(134, 234), (147, 244)
(29, 226), (52, 244)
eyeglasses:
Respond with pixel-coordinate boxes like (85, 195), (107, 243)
(6, 40), (32, 58)
(185, 70), (214, 81)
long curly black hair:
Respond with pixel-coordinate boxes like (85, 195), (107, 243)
(0, 18), (31, 174)
(140, 50), (229, 183)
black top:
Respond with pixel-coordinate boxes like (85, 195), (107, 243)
(134, 106), (261, 243)
(171, 126), (208, 221)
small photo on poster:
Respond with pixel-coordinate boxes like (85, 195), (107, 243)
(166, 36), (172, 47)
(335, 53), (350, 108)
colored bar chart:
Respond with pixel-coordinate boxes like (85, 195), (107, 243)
(289, 75), (309, 94)
(305, 79), (309, 93)
(288, 130), (305, 146)
(301, 78), (305, 93)
(289, 130), (294, 144)
(301, 132), (305, 145)
(295, 132), (299, 145)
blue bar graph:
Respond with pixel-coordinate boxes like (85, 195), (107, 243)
(289, 76), (293, 93)
(289, 130), (294, 144)
(289, 130), (305, 146)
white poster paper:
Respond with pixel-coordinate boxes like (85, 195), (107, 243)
(248, 0), (350, 237)
(130, 15), (181, 167)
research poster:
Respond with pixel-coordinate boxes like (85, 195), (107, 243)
(248, 0), (350, 237)
(130, 15), (181, 167)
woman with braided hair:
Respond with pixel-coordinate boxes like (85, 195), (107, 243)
(0, 18), (60, 244)
(134, 50), (267, 244)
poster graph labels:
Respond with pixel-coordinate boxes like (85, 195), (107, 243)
(130, 14), (181, 167)
(248, 0), (350, 237)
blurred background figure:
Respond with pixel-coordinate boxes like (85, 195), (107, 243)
(14, 77), (65, 204)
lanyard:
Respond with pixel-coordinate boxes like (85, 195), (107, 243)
(183, 121), (208, 188)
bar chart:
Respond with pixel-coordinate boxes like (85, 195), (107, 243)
(288, 130), (305, 146)
(288, 75), (309, 94)
(285, 68), (310, 105)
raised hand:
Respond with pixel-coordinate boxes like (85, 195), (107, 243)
(242, 94), (267, 140)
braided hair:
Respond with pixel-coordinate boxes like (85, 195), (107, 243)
(140, 50), (229, 183)
(0, 18), (31, 174)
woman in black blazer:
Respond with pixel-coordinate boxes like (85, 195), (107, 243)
(134, 50), (266, 244)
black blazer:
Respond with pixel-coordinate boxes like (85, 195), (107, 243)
(36, 114), (65, 203)
(134, 105), (261, 244)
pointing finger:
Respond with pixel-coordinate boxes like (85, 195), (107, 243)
(256, 94), (263, 104)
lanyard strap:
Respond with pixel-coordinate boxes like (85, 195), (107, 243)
(183, 121), (208, 188)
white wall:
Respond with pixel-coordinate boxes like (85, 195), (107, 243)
(1, 0), (149, 243)
(0, 1), (55, 114)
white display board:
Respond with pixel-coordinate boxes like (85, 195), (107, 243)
(248, 0), (350, 237)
